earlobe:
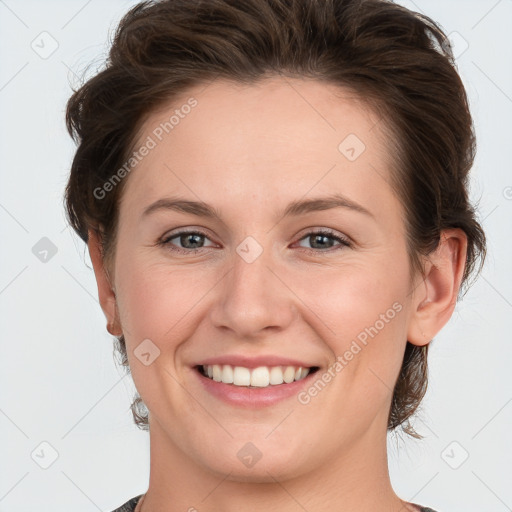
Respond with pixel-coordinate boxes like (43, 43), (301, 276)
(407, 229), (467, 346)
(87, 229), (123, 336)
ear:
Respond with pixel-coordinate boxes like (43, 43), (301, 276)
(407, 229), (468, 346)
(87, 228), (123, 336)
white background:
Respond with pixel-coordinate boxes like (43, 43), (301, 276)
(0, 0), (511, 511)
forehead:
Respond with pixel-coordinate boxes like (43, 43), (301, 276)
(122, 77), (397, 218)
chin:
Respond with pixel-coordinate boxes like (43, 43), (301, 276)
(211, 458), (305, 483)
(195, 438), (314, 483)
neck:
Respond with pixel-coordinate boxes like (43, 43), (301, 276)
(139, 414), (410, 512)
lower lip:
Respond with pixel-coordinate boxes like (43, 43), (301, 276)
(193, 367), (318, 408)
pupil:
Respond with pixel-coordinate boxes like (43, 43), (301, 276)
(183, 233), (202, 248)
(312, 234), (331, 249)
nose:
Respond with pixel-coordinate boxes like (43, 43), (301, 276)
(209, 243), (297, 339)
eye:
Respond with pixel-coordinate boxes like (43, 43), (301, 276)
(158, 228), (351, 255)
(295, 229), (351, 253)
(159, 230), (216, 254)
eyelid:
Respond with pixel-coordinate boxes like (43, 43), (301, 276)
(158, 227), (352, 254)
(293, 228), (352, 251)
(159, 228), (217, 250)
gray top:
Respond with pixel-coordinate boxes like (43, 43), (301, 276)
(110, 494), (439, 511)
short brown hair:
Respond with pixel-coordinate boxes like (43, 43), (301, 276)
(64, 0), (486, 437)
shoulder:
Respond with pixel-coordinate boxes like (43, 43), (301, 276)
(109, 494), (144, 512)
(408, 503), (438, 512)
(108, 496), (438, 512)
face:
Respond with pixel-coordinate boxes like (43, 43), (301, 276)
(106, 77), (420, 481)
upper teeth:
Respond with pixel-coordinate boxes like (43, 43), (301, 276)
(202, 364), (310, 387)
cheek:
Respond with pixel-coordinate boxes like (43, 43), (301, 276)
(294, 258), (409, 342)
(295, 272), (410, 436)
(296, 257), (411, 392)
(116, 261), (211, 344)
(113, 260), (212, 408)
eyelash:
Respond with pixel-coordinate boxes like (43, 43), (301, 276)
(158, 228), (351, 255)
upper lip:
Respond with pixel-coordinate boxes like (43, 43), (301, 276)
(194, 355), (317, 369)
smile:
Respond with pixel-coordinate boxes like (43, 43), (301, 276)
(197, 364), (320, 388)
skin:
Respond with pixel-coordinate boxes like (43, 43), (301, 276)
(88, 77), (467, 512)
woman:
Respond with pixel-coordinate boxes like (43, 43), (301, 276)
(64, 0), (486, 510)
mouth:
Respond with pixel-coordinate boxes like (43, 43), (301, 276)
(195, 364), (320, 389)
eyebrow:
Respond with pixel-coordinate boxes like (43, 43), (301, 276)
(141, 193), (374, 221)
